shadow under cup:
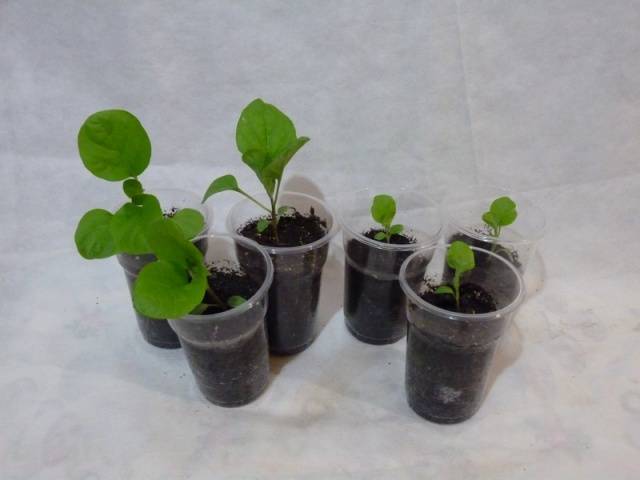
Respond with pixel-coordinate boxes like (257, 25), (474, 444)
(169, 234), (273, 407)
(399, 244), (525, 424)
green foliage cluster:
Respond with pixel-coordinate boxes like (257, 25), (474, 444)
(74, 110), (205, 260)
(482, 196), (517, 238)
(370, 194), (404, 243)
(202, 99), (309, 240)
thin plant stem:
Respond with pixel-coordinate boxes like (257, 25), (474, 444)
(236, 188), (272, 214)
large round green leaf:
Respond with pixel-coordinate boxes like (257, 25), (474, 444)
(169, 208), (205, 240)
(74, 209), (116, 259)
(78, 110), (151, 181)
(371, 194), (396, 228)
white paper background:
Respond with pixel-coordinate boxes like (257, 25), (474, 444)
(1, 1), (639, 478)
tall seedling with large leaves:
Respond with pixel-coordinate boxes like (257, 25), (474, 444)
(202, 99), (309, 241)
(74, 110), (204, 260)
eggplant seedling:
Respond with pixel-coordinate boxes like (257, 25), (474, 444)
(73, 109), (205, 259)
(370, 194), (404, 243)
(435, 241), (475, 311)
(202, 99), (309, 241)
(482, 196), (517, 239)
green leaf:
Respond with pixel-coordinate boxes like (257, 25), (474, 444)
(169, 208), (205, 240)
(389, 224), (404, 235)
(110, 194), (163, 254)
(123, 178), (143, 198)
(260, 136), (309, 189)
(435, 285), (454, 295)
(77, 110), (151, 181)
(236, 99), (297, 163)
(74, 209), (116, 259)
(447, 240), (475, 274)
(202, 174), (239, 203)
(373, 231), (387, 241)
(133, 260), (207, 319)
(371, 194), (396, 228)
(277, 205), (295, 216)
(486, 196), (517, 228)
(482, 211), (498, 231)
(132, 219), (209, 319)
(256, 218), (270, 233)
(227, 295), (247, 308)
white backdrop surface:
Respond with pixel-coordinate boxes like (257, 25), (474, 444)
(1, 1), (639, 479)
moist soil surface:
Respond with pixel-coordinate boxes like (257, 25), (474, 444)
(239, 209), (327, 247)
(344, 229), (416, 344)
(420, 282), (497, 314)
(236, 208), (329, 355)
(200, 267), (260, 315)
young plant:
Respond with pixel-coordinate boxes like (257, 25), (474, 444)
(202, 99), (309, 241)
(482, 196), (517, 239)
(132, 220), (245, 318)
(370, 194), (404, 243)
(73, 109), (205, 260)
(435, 241), (475, 311)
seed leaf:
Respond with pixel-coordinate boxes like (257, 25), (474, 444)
(227, 295), (247, 308)
(123, 178), (144, 198)
(74, 209), (116, 259)
(371, 194), (396, 228)
(202, 174), (240, 203)
(110, 194), (163, 254)
(169, 208), (205, 240)
(374, 232), (387, 241)
(435, 285), (454, 295)
(389, 224), (404, 235)
(447, 240), (475, 274)
(256, 218), (270, 233)
(77, 110), (151, 181)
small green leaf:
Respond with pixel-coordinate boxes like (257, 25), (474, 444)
(110, 194), (163, 254)
(435, 285), (455, 295)
(169, 208), (205, 239)
(486, 196), (517, 228)
(374, 231), (387, 241)
(371, 194), (396, 228)
(202, 174), (239, 203)
(123, 178), (143, 198)
(277, 205), (295, 216)
(256, 218), (270, 233)
(447, 241), (475, 274)
(482, 211), (498, 231)
(389, 224), (404, 235)
(74, 209), (116, 259)
(227, 295), (247, 308)
(77, 110), (151, 181)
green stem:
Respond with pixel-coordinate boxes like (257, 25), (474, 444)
(236, 188), (272, 214)
(453, 271), (461, 311)
(206, 284), (225, 307)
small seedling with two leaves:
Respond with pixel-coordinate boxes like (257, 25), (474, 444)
(370, 194), (404, 243)
(202, 99), (309, 241)
(73, 109), (205, 260)
(435, 241), (476, 311)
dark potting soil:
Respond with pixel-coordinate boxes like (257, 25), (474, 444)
(344, 230), (416, 344)
(420, 282), (497, 314)
(236, 209), (329, 355)
(199, 267), (260, 315)
(238, 209), (327, 247)
(405, 282), (502, 423)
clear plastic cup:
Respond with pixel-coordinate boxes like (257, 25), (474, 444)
(169, 234), (273, 407)
(399, 244), (525, 423)
(226, 191), (338, 355)
(117, 189), (212, 348)
(339, 189), (442, 344)
(442, 185), (545, 272)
